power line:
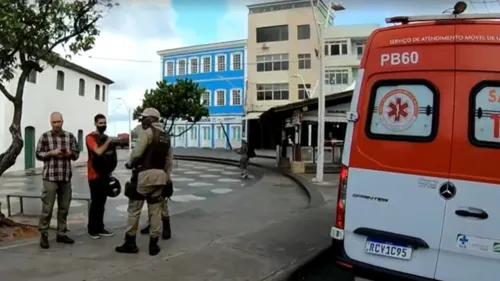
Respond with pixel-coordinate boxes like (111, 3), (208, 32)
(483, 0), (491, 12)
(75, 54), (317, 66)
(470, 0), (494, 11)
(469, 0), (478, 12)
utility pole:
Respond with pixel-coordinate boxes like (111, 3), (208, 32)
(310, 0), (345, 182)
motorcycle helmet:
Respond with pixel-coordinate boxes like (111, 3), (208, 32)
(107, 176), (121, 198)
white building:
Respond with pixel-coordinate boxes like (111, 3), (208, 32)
(0, 58), (113, 172)
(323, 24), (379, 94)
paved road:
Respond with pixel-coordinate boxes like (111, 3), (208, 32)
(288, 247), (374, 281)
(0, 160), (263, 229)
(0, 164), (313, 281)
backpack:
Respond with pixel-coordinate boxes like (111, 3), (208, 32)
(91, 134), (118, 176)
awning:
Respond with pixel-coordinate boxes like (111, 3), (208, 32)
(243, 112), (263, 120)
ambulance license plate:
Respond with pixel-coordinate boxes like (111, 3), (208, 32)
(365, 238), (412, 260)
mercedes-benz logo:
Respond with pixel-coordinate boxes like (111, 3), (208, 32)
(439, 182), (456, 200)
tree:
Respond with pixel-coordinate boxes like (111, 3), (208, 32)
(133, 78), (209, 136)
(0, 1), (117, 223)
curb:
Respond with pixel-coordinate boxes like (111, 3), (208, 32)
(173, 155), (319, 208)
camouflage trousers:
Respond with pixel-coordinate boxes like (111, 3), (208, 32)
(125, 185), (166, 238)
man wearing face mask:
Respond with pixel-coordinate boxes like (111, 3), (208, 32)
(85, 114), (116, 239)
(115, 108), (172, 256)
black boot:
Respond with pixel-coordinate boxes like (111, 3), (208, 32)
(140, 225), (150, 235)
(149, 236), (160, 256)
(115, 235), (139, 254)
(162, 217), (171, 240)
(40, 232), (49, 249)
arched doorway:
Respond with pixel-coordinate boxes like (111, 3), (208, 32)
(24, 126), (35, 169)
(77, 130), (83, 151)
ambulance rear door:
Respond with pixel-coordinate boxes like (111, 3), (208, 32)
(435, 23), (500, 281)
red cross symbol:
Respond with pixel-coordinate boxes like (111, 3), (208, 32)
(387, 98), (409, 122)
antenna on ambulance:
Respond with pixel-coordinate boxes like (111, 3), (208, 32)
(452, 1), (467, 14)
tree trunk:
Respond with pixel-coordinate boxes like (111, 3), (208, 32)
(0, 88), (25, 177)
(0, 70), (28, 219)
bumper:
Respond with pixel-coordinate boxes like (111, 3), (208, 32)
(330, 227), (438, 281)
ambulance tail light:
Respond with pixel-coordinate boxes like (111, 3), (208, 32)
(336, 165), (348, 229)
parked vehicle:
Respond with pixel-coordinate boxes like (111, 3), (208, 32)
(331, 5), (500, 281)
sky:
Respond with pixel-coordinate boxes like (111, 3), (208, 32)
(56, 0), (499, 136)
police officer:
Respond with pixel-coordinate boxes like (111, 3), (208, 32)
(115, 108), (173, 256)
(139, 198), (171, 240)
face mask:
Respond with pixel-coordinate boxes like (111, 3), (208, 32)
(141, 118), (151, 129)
(97, 126), (107, 133)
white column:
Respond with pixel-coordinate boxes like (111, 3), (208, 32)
(308, 124), (312, 146)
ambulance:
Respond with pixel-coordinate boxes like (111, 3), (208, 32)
(330, 4), (500, 281)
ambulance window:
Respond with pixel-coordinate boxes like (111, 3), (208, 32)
(470, 83), (500, 148)
(366, 81), (437, 141)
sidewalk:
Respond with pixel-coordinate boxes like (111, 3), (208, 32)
(0, 172), (335, 281)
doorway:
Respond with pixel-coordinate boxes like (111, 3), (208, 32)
(200, 126), (211, 148)
(77, 129), (83, 151)
(24, 126), (35, 169)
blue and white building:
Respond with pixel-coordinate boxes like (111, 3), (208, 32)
(157, 39), (246, 149)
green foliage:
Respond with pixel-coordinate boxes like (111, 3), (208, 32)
(0, 0), (117, 178)
(0, 0), (118, 87)
(134, 78), (209, 136)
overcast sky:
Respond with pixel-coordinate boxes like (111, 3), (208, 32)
(55, 0), (498, 136)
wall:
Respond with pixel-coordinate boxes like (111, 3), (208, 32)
(323, 24), (379, 94)
(163, 45), (245, 116)
(246, 5), (319, 113)
(0, 63), (110, 172)
(159, 40), (246, 149)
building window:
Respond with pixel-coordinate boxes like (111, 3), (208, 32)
(56, 70), (65, 91)
(231, 126), (241, 141)
(201, 90), (211, 106)
(256, 83), (289, 100)
(216, 126), (225, 140)
(256, 25), (289, 43)
(177, 59), (186, 75)
(189, 58), (198, 74)
(298, 84), (311, 99)
(177, 126), (185, 141)
(216, 54), (226, 72)
(356, 43), (365, 58)
(190, 127), (197, 140)
(231, 89), (242, 105)
(325, 69), (349, 85)
(78, 78), (85, 96)
(102, 85), (106, 101)
(231, 52), (242, 70)
(325, 40), (348, 56)
(95, 85), (100, 100)
(202, 127), (211, 140)
(216, 89), (226, 105)
(297, 24), (310, 40)
(298, 54), (311, 69)
(27, 70), (37, 83)
(165, 60), (174, 76)
(256, 54), (289, 72)
(471, 83), (500, 146)
(201, 56), (211, 73)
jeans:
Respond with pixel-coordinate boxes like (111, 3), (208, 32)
(88, 177), (108, 234)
